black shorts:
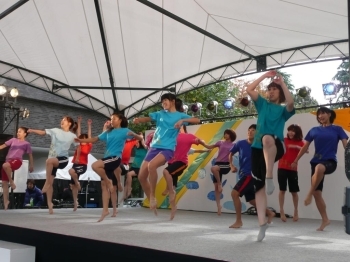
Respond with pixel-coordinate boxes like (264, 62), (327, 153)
(311, 160), (337, 191)
(128, 167), (140, 176)
(51, 157), (69, 177)
(278, 168), (299, 192)
(102, 156), (121, 185)
(70, 164), (87, 185)
(251, 135), (284, 192)
(120, 164), (129, 176)
(165, 161), (188, 187)
(233, 174), (255, 202)
(212, 162), (230, 183)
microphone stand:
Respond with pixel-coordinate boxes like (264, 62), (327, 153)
(85, 177), (90, 208)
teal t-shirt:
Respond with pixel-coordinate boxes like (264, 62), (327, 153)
(131, 147), (148, 168)
(98, 128), (133, 158)
(252, 94), (295, 149)
(149, 110), (191, 150)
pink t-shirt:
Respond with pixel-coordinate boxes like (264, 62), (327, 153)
(168, 133), (199, 164)
(215, 140), (234, 163)
(5, 138), (32, 161)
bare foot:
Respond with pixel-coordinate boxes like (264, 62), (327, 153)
(162, 189), (169, 196)
(9, 181), (16, 190)
(76, 182), (81, 191)
(229, 221), (242, 228)
(97, 211), (110, 222)
(293, 210), (299, 222)
(4, 201), (10, 210)
(304, 194), (312, 206)
(217, 205), (222, 216)
(42, 183), (50, 194)
(73, 201), (78, 211)
(169, 190), (177, 220)
(118, 183), (123, 192)
(280, 211), (287, 222)
(267, 211), (276, 224)
(48, 203), (54, 215)
(111, 209), (118, 217)
(317, 220), (330, 231)
(150, 198), (158, 216)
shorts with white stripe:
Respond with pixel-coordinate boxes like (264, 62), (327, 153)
(51, 156), (69, 177)
(102, 156), (121, 181)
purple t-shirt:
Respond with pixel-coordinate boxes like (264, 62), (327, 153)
(215, 140), (234, 163)
(5, 138), (32, 160)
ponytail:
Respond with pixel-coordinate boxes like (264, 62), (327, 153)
(65, 116), (78, 133)
(175, 98), (184, 112)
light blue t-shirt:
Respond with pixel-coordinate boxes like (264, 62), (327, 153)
(252, 95), (295, 149)
(45, 128), (77, 158)
(98, 128), (133, 158)
(149, 110), (191, 150)
(305, 125), (348, 163)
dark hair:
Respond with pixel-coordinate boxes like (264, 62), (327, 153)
(267, 82), (285, 103)
(19, 126), (29, 137)
(107, 113), (128, 132)
(65, 116), (78, 133)
(26, 179), (35, 185)
(175, 98), (184, 112)
(316, 107), (336, 124)
(248, 124), (256, 130)
(79, 134), (88, 139)
(287, 124), (303, 141)
(161, 93), (176, 102)
(224, 129), (236, 142)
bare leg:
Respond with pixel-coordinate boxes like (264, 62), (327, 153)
(43, 158), (59, 193)
(211, 166), (222, 193)
(98, 180), (110, 222)
(92, 160), (114, 192)
(313, 190), (330, 231)
(292, 192), (299, 221)
(114, 167), (123, 193)
(110, 185), (118, 217)
(214, 183), (222, 215)
(71, 184), (79, 211)
(69, 169), (81, 191)
(2, 163), (16, 190)
(262, 136), (277, 195)
(124, 171), (136, 199)
(46, 175), (55, 214)
(305, 164), (326, 206)
(2, 181), (10, 210)
(148, 154), (167, 214)
(279, 190), (287, 222)
(163, 168), (177, 220)
(230, 189), (242, 228)
(138, 161), (151, 200)
(256, 186), (269, 241)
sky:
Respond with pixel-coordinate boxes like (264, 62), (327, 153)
(239, 60), (344, 105)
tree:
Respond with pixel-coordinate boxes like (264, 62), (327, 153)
(333, 60), (349, 84)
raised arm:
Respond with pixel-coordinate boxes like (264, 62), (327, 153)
(74, 145), (81, 164)
(87, 119), (92, 138)
(76, 137), (99, 144)
(133, 117), (152, 124)
(103, 120), (110, 132)
(27, 129), (46, 136)
(246, 71), (277, 101)
(76, 116), (82, 137)
(274, 73), (294, 112)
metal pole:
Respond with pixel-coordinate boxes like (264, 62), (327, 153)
(0, 0), (29, 20)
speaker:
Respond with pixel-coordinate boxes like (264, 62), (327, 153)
(0, 134), (13, 161)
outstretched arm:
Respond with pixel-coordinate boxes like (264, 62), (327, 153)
(192, 149), (211, 153)
(246, 70), (277, 101)
(292, 141), (310, 167)
(0, 144), (7, 150)
(197, 139), (212, 150)
(27, 129), (46, 136)
(133, 117), (152, 124)
(174, 117), (200, 128)
(127, 132), (143, 141)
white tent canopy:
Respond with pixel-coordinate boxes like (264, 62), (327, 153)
(0, 0), (348, 118)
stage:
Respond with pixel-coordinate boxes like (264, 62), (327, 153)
(0, 208), (349, 262)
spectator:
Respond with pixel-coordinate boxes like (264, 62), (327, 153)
(24, 179), (43, 207)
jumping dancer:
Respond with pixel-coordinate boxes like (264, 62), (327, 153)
(75, 113), (142, 222)
(228, 124), (275, 228)
(162, 125), (211, 220)
(133, 94), (200, 214)
(69, 117), (93, 211)
(278, 124), (306, 222)
(0, 127), (34, 210)
(28, 117), (77, 214)
(292, 107), (348, 231)
(206, 129), (236, 215)
(246, 70), (295, 241)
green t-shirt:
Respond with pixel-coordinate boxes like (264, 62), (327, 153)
(131, 147), (148, 168)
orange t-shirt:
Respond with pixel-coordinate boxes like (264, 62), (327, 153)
(121, 139), (138, 164)
(72, 143), (93, 165)
(278, 138), (304, 171)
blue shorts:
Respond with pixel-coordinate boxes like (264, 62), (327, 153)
(144, 148), (174, 162)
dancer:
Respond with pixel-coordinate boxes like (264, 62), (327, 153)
(162, 125), (211, 220)
(278, 124), (306, 222)
(205, 129), (236, 215)
(246, 70), (295, 241)
(0, 127), (34, 210)
(28, 117), (78, 214)
(292, 107), (348, 231)
(133, 93), (200, 214)
(228, 124), (275, 228)
(75, 113), (142, 222)
(69, 117), (93, 211)
(124, 134), (148, 199)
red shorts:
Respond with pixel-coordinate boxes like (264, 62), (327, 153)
(1, 159), (22, 181)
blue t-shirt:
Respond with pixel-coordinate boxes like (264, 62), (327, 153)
(98, 128), (133, 158)
(252, 94), (295, 149)
(230, 139), (252, 178)
(45, 128), (77, 158)
(149, 110), (191, 150)
(304, 125), (348, 163)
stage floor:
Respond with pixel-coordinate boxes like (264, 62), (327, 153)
(0, 207), (349, 262)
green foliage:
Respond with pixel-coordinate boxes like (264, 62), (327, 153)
(333, 60), (349, 84)
(276, 69), (295, 91)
